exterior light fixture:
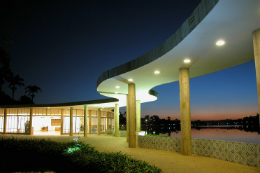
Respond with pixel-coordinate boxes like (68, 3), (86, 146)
(116, 86), (120, 89)
(128, 79), (133, 82)
(154, 70), (160, 74)
(216, 40), (225, 46)
(184, 59), (190, 63)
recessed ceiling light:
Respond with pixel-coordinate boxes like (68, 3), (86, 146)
(154, 70), (160, 74)
(116, 86), (120, 88)
(128, 79), (133, 82)
(184, 59), (190, 63)
(216, 40), (225, 46)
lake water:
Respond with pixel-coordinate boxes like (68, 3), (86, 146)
(159, 126), (260, 144)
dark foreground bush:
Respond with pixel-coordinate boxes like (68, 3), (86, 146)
(0, 137), (162, 173)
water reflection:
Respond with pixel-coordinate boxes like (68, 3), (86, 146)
(143, 125), (260, 144)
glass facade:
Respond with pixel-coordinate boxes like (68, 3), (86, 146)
(0, 108), (114, 135)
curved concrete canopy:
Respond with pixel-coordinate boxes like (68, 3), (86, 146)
(97, 0), (260, 106)
(0, 98), (119, 111)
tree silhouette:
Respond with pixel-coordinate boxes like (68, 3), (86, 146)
(8, 74), (24, 99)
(19, 95), (32, 104)
(25, 85), (42, 103)
(0, 36), (12, 103)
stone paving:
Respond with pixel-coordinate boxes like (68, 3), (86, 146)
(1, 134), (260, 173)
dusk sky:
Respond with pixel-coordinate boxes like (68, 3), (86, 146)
(1, 0), (258, 121)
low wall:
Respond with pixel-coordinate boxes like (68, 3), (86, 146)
(137, 136), (260, 168)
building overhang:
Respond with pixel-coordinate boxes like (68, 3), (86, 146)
(0, 98), (119, 111)
(97, 0), (260, 105)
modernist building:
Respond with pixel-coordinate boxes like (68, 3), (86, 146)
(0, 99), (117, 136)
(1, 0), (260, 155)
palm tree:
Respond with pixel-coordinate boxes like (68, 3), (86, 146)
(8, 74), (24, 100)
(25, 85), (42, 103)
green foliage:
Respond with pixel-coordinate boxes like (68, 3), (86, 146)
(119, 126), (126, 130)
(145, 134), (170, 137)
(0, 137), (162, 173)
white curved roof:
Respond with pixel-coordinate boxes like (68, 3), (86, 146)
(97, 0), (260, 107)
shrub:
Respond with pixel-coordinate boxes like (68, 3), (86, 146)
(0, 137), (161, 173)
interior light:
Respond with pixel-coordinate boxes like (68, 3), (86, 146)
(116, 86), (120, 89)
(184, 59), (190, 63)
(216, 40), (225, 46)
(154, 70), (160, 74)
(128, 79), (133, 82)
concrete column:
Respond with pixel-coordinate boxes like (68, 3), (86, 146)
(84, 105), (88, 137)
(136, 100), (141, 133)
(114, 104), (119, 137)
(70, 107), (73, 136)
(60, 109), (64, 135)
(3, 108), (7, 134)
(126, 95), (129, 142)
(253, 29), (260, 128)
(128, 83), (136, 148)
(29, 108), (33, 135)
(88, 110), (91, 134)
(179, 68), (192, 155)
(106, 111), (109, 131)
(97, 109), (101, 135)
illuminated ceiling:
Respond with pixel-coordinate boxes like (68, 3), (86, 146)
(97, 0), (260, 107)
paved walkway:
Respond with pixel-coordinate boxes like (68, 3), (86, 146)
(1, 134), (260, 173)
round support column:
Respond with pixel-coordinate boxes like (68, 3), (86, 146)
(70, 107), (73, 136)
(84, 105), (88, 137)
(136, 100), (141, 133)
(88, 110), (91, 134)
(126, 95), (129, 142)
(97, 109), (101, 135)
(128, 83), (136, 148)
(253, 29), (260, 128)
(60, 109), (64, 135)
(3, 108), (7, 134)
(179, 68), (192, 155)
(106, 111), (109, 131)
(114, 104), (119, 137)
(29, 108), (33, 135)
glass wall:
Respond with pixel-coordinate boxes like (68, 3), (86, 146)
(0, 109), (3, 132)
(5, 109), (30, 134)
(0, 108), (114, 135)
